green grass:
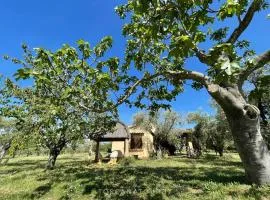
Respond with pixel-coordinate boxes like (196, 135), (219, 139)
(1, 153), (270, 200)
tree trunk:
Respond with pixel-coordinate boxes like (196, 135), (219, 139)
(0, 141), (11, 163)
(227, 111), (270, 184)
(46, 149), (59, 170)
(208, 84), (270, 184)
(192, 138), (202, 157)
(218, 149), (223, 157)
(186, 141), (195, 158)
(12, 146), (18, 158)
(0, 148), (7, 162)
(45, 135), (66, 169)
(216, 143), (224, 157)
(94, 141), (100, 162)
(157, 146), (163, 159)
(88, 139), (94, 157)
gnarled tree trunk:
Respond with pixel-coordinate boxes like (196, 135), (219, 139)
(45, 134), (66, 170)
(46, 148), (60, 170)
(47, 151), (58, 170)
(208, 84), (270, 184)
(46, 142), (65, 170)
(228, 108), (270, 184)
(0, 141), (11, 163)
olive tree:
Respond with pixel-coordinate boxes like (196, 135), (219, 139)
(187, 111), (210, 157)
(133, 110), (182, 156)
(210, 105), (234, 156)
(115, 0), (270, 184)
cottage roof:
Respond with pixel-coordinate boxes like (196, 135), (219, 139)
(128, 125), (155, 136)
(100, 122), (130, 141)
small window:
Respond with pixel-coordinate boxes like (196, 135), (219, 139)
(130, 133), (143, 149)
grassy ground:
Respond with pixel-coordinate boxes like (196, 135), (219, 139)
(0, 153), (270, 200)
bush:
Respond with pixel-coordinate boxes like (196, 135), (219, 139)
(119, 156), (136, 166)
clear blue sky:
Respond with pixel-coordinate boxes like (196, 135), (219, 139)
(0, 0), (269, 125)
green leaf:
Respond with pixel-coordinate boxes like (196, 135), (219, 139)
(77, 39), (91, 59)
(14, 68), (31, 80)
(94, 36), (113, 57)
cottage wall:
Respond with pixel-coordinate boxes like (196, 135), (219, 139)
(111, 141), (125, 157)
(100, 125), (155, 160)
(128, 127), (155, 159)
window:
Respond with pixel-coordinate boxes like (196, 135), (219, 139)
(130, 133), (143, 149)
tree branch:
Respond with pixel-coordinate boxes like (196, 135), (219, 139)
(226, 0), (263, 44)
(79, 72), (163, 113)
(113, 70), (210, 110)
(164, 70), (210, 86)
(238, 50), (270, 87)
(193, 47), (211, 65)
(207, 84), (246, 113)
(79, 70), (210, 113)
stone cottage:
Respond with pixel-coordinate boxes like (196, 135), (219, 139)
(94, 122), (155, 161)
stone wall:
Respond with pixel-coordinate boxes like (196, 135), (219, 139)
(111, 141), (125, 157)
(129, 127), (155, 159)
(110, 127), (155, 159)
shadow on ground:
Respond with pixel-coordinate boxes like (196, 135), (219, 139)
(0, 155), (256, 200)
(35, 157), (246, 199)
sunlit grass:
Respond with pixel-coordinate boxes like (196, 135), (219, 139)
(0, 152), (270, 200)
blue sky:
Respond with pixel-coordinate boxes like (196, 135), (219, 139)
(0, 0), (269, 125)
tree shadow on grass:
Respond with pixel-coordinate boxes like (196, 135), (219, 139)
(4, 157), (248, 200)
(24, 157), (247, 200)
(172, 154), (243, 168)
(0, 160), (46, 177)
(71, 165), (246, 199)
(28, 182), (52, 199)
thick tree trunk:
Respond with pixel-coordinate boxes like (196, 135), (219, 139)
(208, 84), (270, 184)
(45, 135), (66, 169)
(0, 141), (11, 163)
(46, 145), (64, 170)
(214, 143), (224, 157)
(227, 111), (270, 184)
(218, 148), (223, 157)
(46, 149), (59, 170)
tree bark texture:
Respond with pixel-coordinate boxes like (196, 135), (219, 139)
(0, 141), (11, 163)
(208, 84), (270, 184)
(46, 146), (63, 170)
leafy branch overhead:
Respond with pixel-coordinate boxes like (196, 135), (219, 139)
(115, 0), (270, 90)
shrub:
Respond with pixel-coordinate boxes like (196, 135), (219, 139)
(119, 156), (136, 166)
